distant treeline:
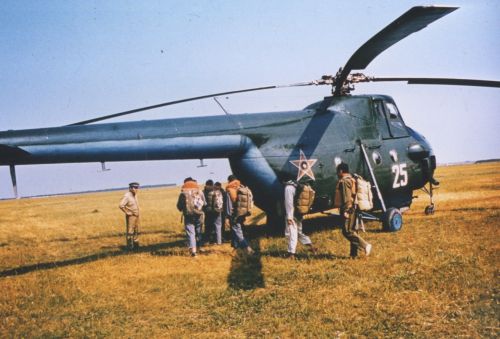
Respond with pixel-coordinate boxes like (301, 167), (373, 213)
(475, 159), (500, 164)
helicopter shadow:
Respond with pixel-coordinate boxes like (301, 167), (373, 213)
(0, 237), (186, 278)
(225, 212), (348, 291)
(0, 214), (368, 284)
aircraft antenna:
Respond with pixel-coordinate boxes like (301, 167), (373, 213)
(213, 97), (230, 115)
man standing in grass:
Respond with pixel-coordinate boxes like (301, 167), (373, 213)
(336, 163), (372, 258)
(203, 180), (224, 245)
(119, 182), (140, 251)
(283, 177), (317, 259)
(225, 174), (255, 255)
(177, 177), (206, 257)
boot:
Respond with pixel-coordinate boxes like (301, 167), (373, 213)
(133, 240), (139, 251)
(350, 243), (358, 258)
(307, 244), (318, 254)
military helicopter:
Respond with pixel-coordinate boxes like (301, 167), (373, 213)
(1, 6), (499, 231)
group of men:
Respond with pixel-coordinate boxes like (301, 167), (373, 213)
(118, 163), (372, 259)
(176, 175), (254, 257)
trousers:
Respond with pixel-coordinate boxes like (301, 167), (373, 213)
(126, 215), (140, 244)
(285, 216), (312, 254)
(205, 212), (222, 244)
(184, 215), (203, 250)
(231, 216), (249, 249)
(341, 212), (368, 257)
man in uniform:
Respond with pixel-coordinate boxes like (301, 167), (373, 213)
(225, 174), (254, 255)
(284, 178), (317, 259)
(119, 182), (140, 250)
(336, 163), (372, 258)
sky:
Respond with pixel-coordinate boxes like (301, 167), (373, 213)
(0, 0), (499, 199)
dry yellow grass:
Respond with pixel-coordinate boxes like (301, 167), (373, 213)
(0, 162), (498, 337)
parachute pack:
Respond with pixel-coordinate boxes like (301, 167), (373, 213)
(181, 188), (205, 216)
(333, 174), (373, 211)
(235, 185), (253, 217)
(295, 183), (315, 215)
(353, 174), (373, 211)
(206, 189), (224, 213)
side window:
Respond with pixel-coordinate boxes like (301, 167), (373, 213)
(384, 102), (409, 138)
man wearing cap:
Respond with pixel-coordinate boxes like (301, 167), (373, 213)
(119, 182), (141, 250)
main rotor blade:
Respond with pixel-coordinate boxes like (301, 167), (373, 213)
(369, 77), (500, 88)
(334, 6), (458, 96)
(67, 82), (314, 126)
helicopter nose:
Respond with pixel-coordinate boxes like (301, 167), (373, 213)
(407, 143), (430, 161)
(406, 126), (439, 186)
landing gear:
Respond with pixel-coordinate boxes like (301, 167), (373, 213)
(422, 177), (438, 215)
(383, 207), (403, 232)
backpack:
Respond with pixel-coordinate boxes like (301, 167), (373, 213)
(295, 183), (315, 215)
(181, 188), (205, 216)
(353, 174), (373, 211)
(235, 185), (253, 217)
(206, 189), (224, 213)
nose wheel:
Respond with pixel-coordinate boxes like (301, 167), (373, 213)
(424, 203), (435, 215)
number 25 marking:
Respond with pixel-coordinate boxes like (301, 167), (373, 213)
(392, 163), (408, 188)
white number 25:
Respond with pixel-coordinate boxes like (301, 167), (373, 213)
(392, 163), (408, 188)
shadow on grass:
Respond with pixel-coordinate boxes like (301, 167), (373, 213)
(0, 214), (370, 280)
(225, 214), (348, 291)
(261, 249), (349, 261)
(227, 238), (264, 291)
(0, 239), (185, 278)
(50, 229), (177, 243)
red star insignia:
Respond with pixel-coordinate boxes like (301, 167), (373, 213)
(290, 150), (317, 181)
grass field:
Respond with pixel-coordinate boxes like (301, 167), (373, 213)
(0, 163), (498, 337)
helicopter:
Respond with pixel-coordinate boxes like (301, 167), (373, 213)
(1, 5), (499, 232)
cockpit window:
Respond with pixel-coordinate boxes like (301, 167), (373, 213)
(385, 103), (399, 119)
(384, 102), (408, 138)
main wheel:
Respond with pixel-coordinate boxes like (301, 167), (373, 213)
(383, 207), (403, 232)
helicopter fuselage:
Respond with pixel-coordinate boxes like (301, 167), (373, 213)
(0, 94), (435, 216)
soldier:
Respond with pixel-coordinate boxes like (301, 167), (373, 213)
(284, 178), (317, 259)
(335, 163), (372, 258)
(119, 182), (140, 250)
(177, 177), (206, 257)
(203, 180), (224, 245)
(225, 174), (254, 255)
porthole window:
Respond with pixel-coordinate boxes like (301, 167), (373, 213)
(389, 150), (398, 162)
(372, 152), (382, 165)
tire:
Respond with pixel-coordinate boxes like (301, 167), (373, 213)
(383, 207), (403, 232)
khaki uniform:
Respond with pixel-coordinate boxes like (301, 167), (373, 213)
(119, 191), (140, 248)
(336, 173), (369, 257)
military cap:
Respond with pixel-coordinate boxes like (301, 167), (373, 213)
(129, 182), (140, 188)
